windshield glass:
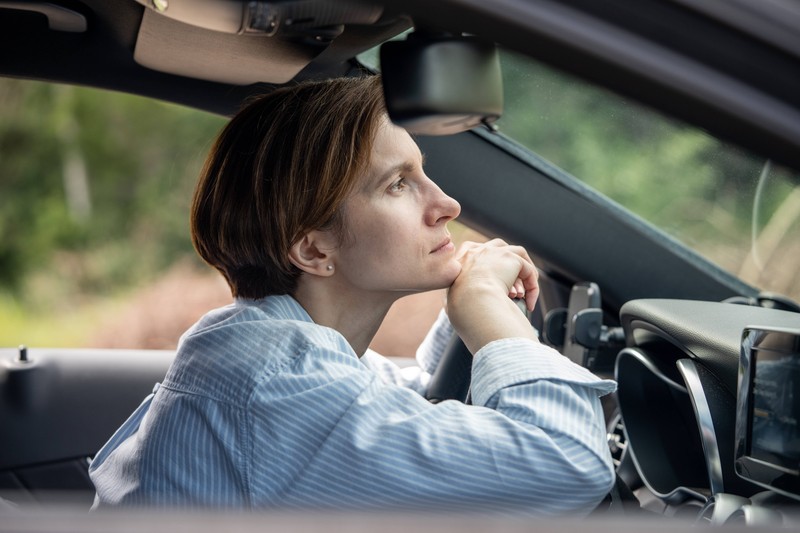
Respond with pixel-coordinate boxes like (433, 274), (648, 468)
(495, 50), (800, 303)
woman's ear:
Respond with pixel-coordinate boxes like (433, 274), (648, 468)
(288, 230), (337, 277)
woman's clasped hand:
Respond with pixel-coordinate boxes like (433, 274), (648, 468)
(447, 239), (541, 355)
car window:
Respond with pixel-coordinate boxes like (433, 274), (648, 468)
(0, 78), (480, 356)
(7, 48), (796, 355)
(497, 50), (800, 303)
(0, 79), (229, 349)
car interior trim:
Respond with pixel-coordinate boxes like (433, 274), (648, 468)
(0, 1), (87, 32)
(696, 492), (752, 526)
(616, 347), (687, 396)
(620, 299), (800, 397)
(616, 347), (712, 503)
(676, 358), (725, 496)
(0, 348), (174, 471)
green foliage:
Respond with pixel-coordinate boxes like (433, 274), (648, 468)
(495, 50), (800, 301)
(0, 79), (225, 307)
(497, 51), (771, 253)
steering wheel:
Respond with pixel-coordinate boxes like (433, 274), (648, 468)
(425, 300), (535, 404)
(425, 333), (473, 403)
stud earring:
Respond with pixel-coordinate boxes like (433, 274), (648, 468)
(326, 265), (334, 271)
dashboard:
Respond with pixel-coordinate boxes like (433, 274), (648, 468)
(615, 299), (799, 524)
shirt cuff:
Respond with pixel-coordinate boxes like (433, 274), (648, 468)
(470, 337), (617, 407)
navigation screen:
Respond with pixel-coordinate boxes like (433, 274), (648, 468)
(750, 350), (800, 473)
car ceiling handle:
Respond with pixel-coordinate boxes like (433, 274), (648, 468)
(0, 2), (87, 32)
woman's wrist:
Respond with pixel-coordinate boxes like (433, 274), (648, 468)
(448, 284), (539, 354)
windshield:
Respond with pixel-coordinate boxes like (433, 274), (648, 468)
(495, 50), (800, 303)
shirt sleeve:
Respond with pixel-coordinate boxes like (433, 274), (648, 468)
(247, 337), (618, 516)
(360, 309), (453, 395)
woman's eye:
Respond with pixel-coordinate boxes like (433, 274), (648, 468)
(389, 177), (407, 192)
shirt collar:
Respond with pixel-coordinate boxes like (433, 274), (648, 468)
(234, 294), (315, 324)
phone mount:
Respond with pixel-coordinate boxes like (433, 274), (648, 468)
(544, 281), (624, 370)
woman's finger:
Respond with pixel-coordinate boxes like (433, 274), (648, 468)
(512, 279), (525, 298)
(508, 254), (539, 311)
(453, 240), (540, 311)
(522, 268), (540, 312)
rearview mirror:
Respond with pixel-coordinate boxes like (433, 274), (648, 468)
(379, 32), (503, 135)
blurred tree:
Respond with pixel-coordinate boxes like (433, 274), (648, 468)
(498, 51), (766, 261)
(0, 79), (225, 305)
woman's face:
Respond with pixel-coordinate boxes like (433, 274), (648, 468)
(332, 118), (462, 297)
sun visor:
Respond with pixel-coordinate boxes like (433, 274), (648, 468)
(134, 8), (322, 85)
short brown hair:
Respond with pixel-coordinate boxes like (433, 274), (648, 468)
(191, 76), (386, 298)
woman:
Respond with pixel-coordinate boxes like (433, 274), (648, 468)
(89, 76), (616, 514)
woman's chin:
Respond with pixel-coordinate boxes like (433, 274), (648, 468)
(388, 261), (461, 293)
(435, 262), (463, 289)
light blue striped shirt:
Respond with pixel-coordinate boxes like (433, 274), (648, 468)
(89, 294), (616, 515)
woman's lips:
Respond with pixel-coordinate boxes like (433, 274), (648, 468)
(431, 238), (454, 254)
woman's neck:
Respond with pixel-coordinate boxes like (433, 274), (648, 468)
(292, 279), (397, 357)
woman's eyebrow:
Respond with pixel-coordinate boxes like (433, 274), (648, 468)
(363, 152), (426, 192)
(393, 152), (426, 178)
(371, 160), (418, 188)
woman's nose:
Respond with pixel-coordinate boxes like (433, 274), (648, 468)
(426, 180), (461, 226)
